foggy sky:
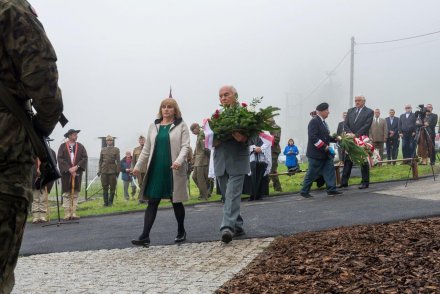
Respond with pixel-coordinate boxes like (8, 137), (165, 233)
(32, 0), (440, 157)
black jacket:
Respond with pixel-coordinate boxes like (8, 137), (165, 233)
(385, 116), (399, 139)
(398, 112), (416, 135)
(344, 106), (374, 137)
(306, 116), (335, 160)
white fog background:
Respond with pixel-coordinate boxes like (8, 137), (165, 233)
(32, 0), (440, 157)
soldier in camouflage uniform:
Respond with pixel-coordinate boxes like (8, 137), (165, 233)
(0, 1), (63, 292)
(98, 135), (120, 206)
(269, 118), (283, 192)
(132, 135), (146, 203)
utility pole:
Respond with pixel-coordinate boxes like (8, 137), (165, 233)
(349, 36), (355, 108)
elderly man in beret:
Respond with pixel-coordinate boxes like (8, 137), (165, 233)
(57, 129), (88, 220)
(98, 135), (120, 206)
(300, 103), (342, 198)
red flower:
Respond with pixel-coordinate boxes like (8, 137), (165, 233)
(241, 102), (248, 107)
(213, 110), (220, 119)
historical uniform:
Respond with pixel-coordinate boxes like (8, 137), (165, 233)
(99, 135), (120, 206)
(0, 1), (63, 292)
(57, 129), (88, 220)
(269, 120), (282, 192)
(192, 129), (210, 200)
(132, 136), (146, 202)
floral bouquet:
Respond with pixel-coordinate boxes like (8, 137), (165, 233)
(209, 97), (280, 141)
(336, 134), (375, 166)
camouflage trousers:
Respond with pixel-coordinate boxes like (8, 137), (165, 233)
(32, 189), (48, 217)
(62, 192), (79, 210)
(0, 195), (28, 294)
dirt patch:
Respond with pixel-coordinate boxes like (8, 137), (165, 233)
(217, 217), (440, 293)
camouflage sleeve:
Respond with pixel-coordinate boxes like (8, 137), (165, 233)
(1, 2), (63, 136)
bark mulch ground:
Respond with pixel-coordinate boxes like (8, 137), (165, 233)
(217, 217), (440, 294)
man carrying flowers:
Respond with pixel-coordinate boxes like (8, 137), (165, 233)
(340, 96), (374, 189)
(300, 103), (342, 198)
(212, 86), (250, 243)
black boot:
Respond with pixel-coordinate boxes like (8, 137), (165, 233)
(109, 193), (115, 206)
(103, 192), (109, 207)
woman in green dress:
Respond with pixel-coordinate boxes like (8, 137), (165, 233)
(132, 98), (190, 246)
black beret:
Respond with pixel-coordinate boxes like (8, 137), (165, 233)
(316, 102), (329, 111)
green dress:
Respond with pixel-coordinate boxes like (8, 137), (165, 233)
(144, 124), (173, 199)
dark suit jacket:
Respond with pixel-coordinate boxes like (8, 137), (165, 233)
(306, 116), (335, 160)
(425, 113), (438, 136)
(385, 116), (399, 139)
(344, 106), (374, 137)
(398, 112), (416, 135)
(336, 121), (344, 136)
(214, 139), (250, 176)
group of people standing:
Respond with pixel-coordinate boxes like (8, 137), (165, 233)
(301, 96), (439, 199)
(336, 103), (438, 166)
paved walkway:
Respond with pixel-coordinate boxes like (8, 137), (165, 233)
(13, 238), (273, 294)
(13, 176), (440, 293)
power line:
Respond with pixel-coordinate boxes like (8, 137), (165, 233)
(303, 49), (351, 100)
(357, 29), (440, 45)
(356, 37), (440, 55)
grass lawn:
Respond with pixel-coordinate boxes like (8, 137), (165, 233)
(36, 162), (439, 222)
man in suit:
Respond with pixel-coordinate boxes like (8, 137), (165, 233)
(340, 95), (374, 189)
(385, 109), (400, 163)
(424, 104), (438, 165)
(336, 112), (347, 136)
(300, 103), (342, 198)
(336, 112), (347, 162)
(369, 108), (388, 161)
(214, 85), (250, 243)
(398, 104), (416, 163)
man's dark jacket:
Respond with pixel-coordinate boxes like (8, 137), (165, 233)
(306, 116), (335, 160)
(344, 106), (374, 137)
(398, 112), (416, 135)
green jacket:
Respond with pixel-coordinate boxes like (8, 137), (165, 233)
(99, 146), (121, 174)
(0, 0), (63, 202)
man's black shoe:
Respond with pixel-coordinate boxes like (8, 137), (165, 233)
(300, 192), (313, 198)
(358, 184), (369, 189)
(234, 228), (246, 237)
(338, 184), (348, 188)
(221, 230), (233, 243)
(327, 190), (343, 196)
(174, 231), (186, 243)
(131, 237), (150, 247)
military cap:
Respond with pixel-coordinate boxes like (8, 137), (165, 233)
(316, 103), (329, 111)
(106, 135), (114, 141)
(64, 129), (80, 138)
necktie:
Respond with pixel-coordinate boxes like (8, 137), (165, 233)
(323, 120), (329, 131)
(354, 108), (361, 122)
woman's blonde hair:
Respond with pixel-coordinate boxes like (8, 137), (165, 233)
(157, 98), (182, 119)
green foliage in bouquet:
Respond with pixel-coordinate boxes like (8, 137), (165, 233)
(209, 97), (280, 141)
(337, 134), (369, 166)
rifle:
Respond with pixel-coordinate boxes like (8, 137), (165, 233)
(0, 82), (68, 190)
